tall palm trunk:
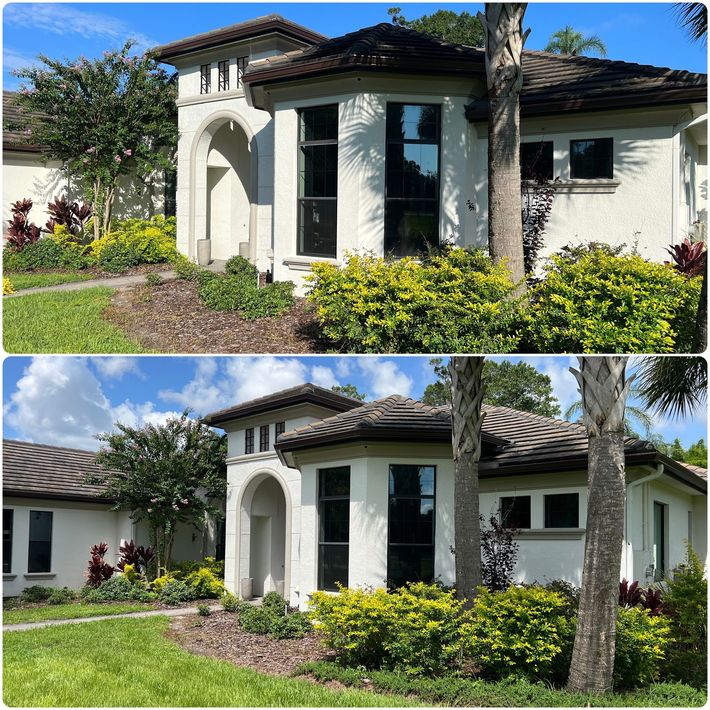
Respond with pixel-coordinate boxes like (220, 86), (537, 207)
(478, 3), (529, 296)
(567, 356), (633, 694)
(449, 356), (486, 605)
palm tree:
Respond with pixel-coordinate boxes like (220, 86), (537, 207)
(634, 356), (707, 419)
(544, 25), (608, 57)
(567, 356), (633, 694)
(674, 3), (707, 44)
(477, 3), (529, 296)
(449, 356), (486, 604)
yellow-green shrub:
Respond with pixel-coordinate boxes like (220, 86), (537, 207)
(306, 248), (523, 353)
(183, 567), (224, 599)
(89, 216), (177, 265)
(614, 607), (671, 688)
(3, 277), (15, 295)
(524, 249), (701, 353)
(149, 573), (176, 593)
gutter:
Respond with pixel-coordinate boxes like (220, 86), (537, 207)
(624, 463), (664, 579)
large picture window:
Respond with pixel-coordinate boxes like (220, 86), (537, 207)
(28, 510), (52, 573)
(318, 466), (350, 591)
(387, 464), (435, 588)
(570, 138), (613, 179)
(544, 493), (579, 528)
(385, 104), (441, 257)
(3, 509), (13, 574)
(298, 105), (338, 258)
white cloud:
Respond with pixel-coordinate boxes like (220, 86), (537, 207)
(92, 357), (143, 380)
(357, 358), (414, 399)
(4, 4), (158, 53)
(158, 358), (225, 415)
(538, 357), (579, 418)
(310, 365), (339, 390)
(335, 358), (352, 378)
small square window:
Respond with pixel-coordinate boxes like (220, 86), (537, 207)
(570, 138), (613, 179)
(500, 496), (531, 529)
(544, 493), (579, 528)
(521, 141), (554, 181)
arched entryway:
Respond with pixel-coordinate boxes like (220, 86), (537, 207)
(238, 471), (290, 599)
(189, 111), (258, 263)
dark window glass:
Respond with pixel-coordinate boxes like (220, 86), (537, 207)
(218, 60), (229, 91)
(298, 106), (338, 258)
(244, 428), (254, 455)
(521, 141), (554, 181)
(318, 466), (350, 591)
(3, 509), (13, 574)
(164, 169), (177, 218)
(200, 64), (211, 95)
(259, 425), (270, 452)
(387, 464), (435, 588)
(544, 493), (579, 528)
(385, 104), (441, 256)
(28, 510), (52, 573)
(275, 421), (285, 440)
(570, 138), (613, 179)
(500, 496), (531, 529)
(236, 56), (248, 87)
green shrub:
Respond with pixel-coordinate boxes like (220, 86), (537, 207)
(97, 240), (142, 273)
(237, 595), (310, 639)
(198, 273), (294, 319)
(225, 255), (259, 281)
(542, 580), (580, 618)
(90, 216), (177, 265)
(82, 576), (156, 603)
(662, 545), (707, 687)
(197, 603), (211, 617)
(614, 607), (671, 688)
(149, 573), (176, 593)
(238, 605), (273, 635)
(524, 248), (702, 353)
(306, 248), (523, 353)
(20, 585), (55, 603)
(158, 579), (196, 606)
(220, 592), (246, 613)
(268, 611), (311, 640)
(172, 254), (201, 281)
(261, 591), (289, 615)
(466, 586), (575, 682)
(47, 587), (77, 605)
(172, 557), (225, 579)
(3, 238), (91, 272)
(183, 568), (224, 599)
(145, 272), (162, 286)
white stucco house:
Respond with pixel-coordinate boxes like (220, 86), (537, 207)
(204, 383), (707, 609)
(2, 439), (223, 597)
(153, 14), (708, 293)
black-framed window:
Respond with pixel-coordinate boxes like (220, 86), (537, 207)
(318, 466), (350, 591)
(521, 141), (554, 181)
(385, 103), (441, 257)
(218, 60), (229, 91)
(259, 424), (270, 452)
(200, 64), (211, 94)
(28, 510), (52, 573)
(570, 138), (613, 179)
(236, 56), (248, 88)
(544, 493), (579, 528)
(298, 105), (338, 258)
(500, 495), (531, 529)
(3, 509), (13, 574)
(164, 168), (177, 218)
(387, 464), (435, 588)
(275, 421), (285, 440)
(244, 428), (254, 455)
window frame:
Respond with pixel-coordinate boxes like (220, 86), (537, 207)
(384, 102), (442, 257)
(3, 509), (13, 574)
(28, 510), (53, 574)
(200, 63), (211, 95)
(297, 104), (339, 259)
(318, 466), (350, 591)
(244, 427), (254, 455)
(236, 56), (249, 88)
(259, 424), (270, 452)
(569, 137), (614, 179)
(275, 421), (286, 440)
(544, 492), (580, 529)
(218, 59), (229, 91)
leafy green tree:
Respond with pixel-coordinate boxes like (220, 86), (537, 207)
(544, 25), (608, 56)
(422, 358), (560, 417)
(90, 411), (226, 574)
(388, 6), (484, 46)
(11, 42), (177, 240)
(331, 384), (367, 401)
(684, 438), (707, 467)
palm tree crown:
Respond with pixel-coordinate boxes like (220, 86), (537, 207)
(544, 25), (608, 57)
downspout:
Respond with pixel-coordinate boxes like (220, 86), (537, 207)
(624, 464), (664, 580)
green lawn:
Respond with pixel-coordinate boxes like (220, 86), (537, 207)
(3, 616), (417, 707)
(5, 271), (94, 290)
(3, 602), (155, 625)
(3, 287), (145, 353)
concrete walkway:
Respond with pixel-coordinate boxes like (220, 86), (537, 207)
(3, 603), (222, 632)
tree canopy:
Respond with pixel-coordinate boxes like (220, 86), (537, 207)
(388, 6), (484, 46)
(544, 25), (608, 56)
(331, 384), (367, 401)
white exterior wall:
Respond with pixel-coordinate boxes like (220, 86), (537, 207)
(3, 497), (134, 597)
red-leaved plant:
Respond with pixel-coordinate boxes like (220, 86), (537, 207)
(642, 587), (665, 616)
(666, 238), (706, 277)
(6, 198), (42, 250)
(86, 541), (115, 587)
(45, 195), (92, 236)
(619, 578), (644, 607)
(117, 539), (155, 574)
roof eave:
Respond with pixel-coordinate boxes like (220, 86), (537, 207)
(3, 489), (117, 504)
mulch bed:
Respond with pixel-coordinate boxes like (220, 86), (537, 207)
(167, 611), (336, 676)
(7, 264), (174, 280)
(104, 279), (328, 353)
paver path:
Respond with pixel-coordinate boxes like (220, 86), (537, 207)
(3, 603), (222, 631)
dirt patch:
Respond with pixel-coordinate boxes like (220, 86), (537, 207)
(104, 279), (327, 353)
(168, 611), (336, 676)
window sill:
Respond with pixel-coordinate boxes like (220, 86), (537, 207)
(176, 89), (246, 107)
(23, 572), (56, 579)
(517, 528), (585, 540)
(282, 255), (340, 272)
(226, 450), (278, 464)
(551, 179), (620, 194)
(3, 574), (17, 580)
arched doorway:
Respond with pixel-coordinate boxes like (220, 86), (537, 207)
(189, 111), (257, 263)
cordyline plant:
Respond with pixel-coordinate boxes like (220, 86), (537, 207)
(46, 195), (92, 237)
(666, 238), (706, 277)
(117, 540), (155, 574)
(89, 411), (226, 576)
(480, 513), (520, 591)
(6, 198), (42, 249)
(10, 41), (177, 240)
(86, 542), (115, 587)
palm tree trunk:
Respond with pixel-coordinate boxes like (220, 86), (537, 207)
(567, 356), (633, 694)
(478, 3), (529, 296)
(449, 356), (486, 605)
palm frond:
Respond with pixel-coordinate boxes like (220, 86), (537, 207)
(674, 2), (707, 44)
(635, 356), (707, 419)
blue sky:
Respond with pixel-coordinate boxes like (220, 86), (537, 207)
(3, 355), (706, 451)
(3, 2), (707, 89)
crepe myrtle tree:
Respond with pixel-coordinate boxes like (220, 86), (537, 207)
(89, 411), (226, 576)
(11, 41), (177, 240)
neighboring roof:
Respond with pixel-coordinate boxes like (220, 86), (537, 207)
(153, 14), (327, 63)
(675, 461), (707, 480)
(3, 439), (113, 503)
(3, 91), (44, 153)
(204, 383), (364, 427)
(243, 22), (486, 87)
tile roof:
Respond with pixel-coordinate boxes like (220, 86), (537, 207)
(3, 439), (113, 503)
(3, 91), (45, 153)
